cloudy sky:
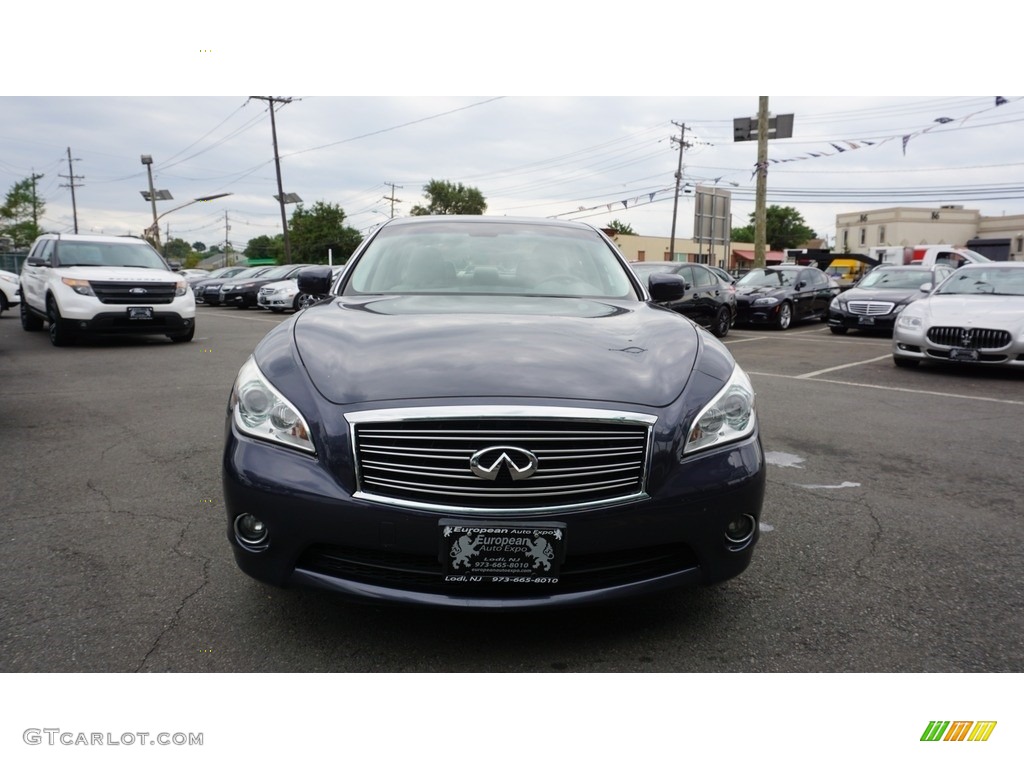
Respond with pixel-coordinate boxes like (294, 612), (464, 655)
(3, 7), (1016, 255)
(4, 94), (1020, 253)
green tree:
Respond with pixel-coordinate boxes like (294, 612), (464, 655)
(409, 179), (487, 215)
(192, 241), (207, 253)
(730, 205), (816, 250)
(163, 238), (195, 266)
(244, 234), (285, 263)
(0, 176), (46, 246)
(606, 219), (636, 236)
(287, 201), (362, 263)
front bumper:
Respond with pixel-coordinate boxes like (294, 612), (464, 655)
(735, 303), (781, 325)
(223, 421), (766, 610)
(827, 309), (899, 332)
(57, 310), (193, 336)
(893, 325), (1024, 367)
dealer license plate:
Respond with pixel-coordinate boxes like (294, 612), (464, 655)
(858, 316), (875, 326)
(950, 347), (979, 362)
(439, 520), (565, 584)
(127, 306), (153, 320)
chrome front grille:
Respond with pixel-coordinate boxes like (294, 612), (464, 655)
(349, 406), (654, 512)
(847, 300), (895, 316)
(90, 281), (177, 305)
(927, 326), (1011, 349)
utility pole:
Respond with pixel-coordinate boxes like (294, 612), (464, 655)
(59, 148), (83, 234)
(223, 211), (231, 268)
(668, 122), (690, 262)
(754, 97), (769, 269)
(383, 182), (403, 218)
(250, 96), (295, 263)
(29, 172), (44, 229)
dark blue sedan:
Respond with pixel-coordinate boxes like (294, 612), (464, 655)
(222, 216), (765, 609)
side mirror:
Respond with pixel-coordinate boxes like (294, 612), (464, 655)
(27, 256), (47, 267)
(647, 273), (686, 302)
(919, 283), (933, 293)
(297, 265), (334, 297)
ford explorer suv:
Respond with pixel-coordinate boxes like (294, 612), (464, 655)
(19, 233), (196, 346)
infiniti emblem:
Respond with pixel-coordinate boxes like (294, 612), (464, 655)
(129, 287), (148, 295)
(469, 446), (538, 481)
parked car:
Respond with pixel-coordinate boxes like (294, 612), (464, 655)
(257, 265), (345, 313)
(734, 265), (838, 329)
(223, 216), (765, 609)
(178, 268), (211, 281)
(827, 264), (954, 335)
(193, 266), (271, 306)
(707, 265), (738, 286)
(186, 265), (246, 286)
(0, 269), (21, 316)
(892, 262), (1024, 369)
(219, 263), (315, 308)
(19, 233), (195, 346)
(629, 261), (735, 338)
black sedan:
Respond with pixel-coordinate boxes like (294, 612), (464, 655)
(194, 266), (273, 306)
(218, 263), (315, 308)
(629, 261), (736, 338)
(734, 265), (838, 329)
(223, 216), (765, 610)
(827, 264), (954, 335)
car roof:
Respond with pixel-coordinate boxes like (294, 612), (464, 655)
(38, 233), (151, 245)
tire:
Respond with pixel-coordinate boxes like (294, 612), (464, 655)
(47, 298), (74, 347)
(269, 308), (284, 314)
(168, 325), (195, 343)
(21, 299), (43, 331)
(710, 306), (731, 338)
(830, 326), (849, 335)
(774, 301), (793, 330)
(893, 356), (919, 368)
(0, 293), (7, 317)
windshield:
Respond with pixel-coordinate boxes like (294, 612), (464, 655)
(55, 240), (167, 269)
(858, 269), (934, 289)
(343, 220), (638, 299)
(736, 268), (796, 288)
(934, 267), (1024, 296)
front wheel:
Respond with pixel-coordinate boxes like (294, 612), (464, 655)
(47, 298), (74, 347)
(168, 325), (195, 343)
(893, 356), (919, 368)
(830, 326), (849, 335)
(774, 301), (793, 330)
(21, 299), (43, 331)
(710, 306), (731, 338)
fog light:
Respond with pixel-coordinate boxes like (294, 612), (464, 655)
(724, 514), (756, 550)
(234, 514), (269, 547)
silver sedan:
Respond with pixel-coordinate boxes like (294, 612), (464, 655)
(893, 262), (1024, 369)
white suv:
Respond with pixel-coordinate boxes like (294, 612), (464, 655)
(19, 233), (196, 346)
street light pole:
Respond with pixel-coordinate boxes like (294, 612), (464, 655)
(141, 155), (159, 245)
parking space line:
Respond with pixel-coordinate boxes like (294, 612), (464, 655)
(796, 355), (892, 379)
(749, 371), (1024, 406)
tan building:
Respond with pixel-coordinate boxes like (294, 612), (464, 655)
(835, 206), (1023, 261)
(606, 232), (760, 271)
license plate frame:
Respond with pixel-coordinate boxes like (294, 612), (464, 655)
(127, 306), (153, 320)
(439, 519), (566, 584)
(858, 316), (875, 326)
(949, 347), (979, 362)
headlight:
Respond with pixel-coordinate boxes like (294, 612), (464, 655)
(683, 365), (756, 455)
(0, 273), (18, 286)
(229, 356), (315, 454)
(61, 277), (95, 296)
(174, 280), (187, 296)
(752, 296), (779, 306)
(896, 313), (923, 329)
(830, 296), (844, 310)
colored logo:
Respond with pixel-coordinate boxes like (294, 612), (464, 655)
(921, 721), (997, 742)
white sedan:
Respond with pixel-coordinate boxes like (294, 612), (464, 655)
(893, 262), (1024, 369)
(0, 269), (22, 317)
(257, 266), (344, 313)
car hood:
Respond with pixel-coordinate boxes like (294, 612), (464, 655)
(61, 267), (182, 282)
(736, 285), (787, 299)
(290, 295), (700, 407)
(918, 294), (1024, 328)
